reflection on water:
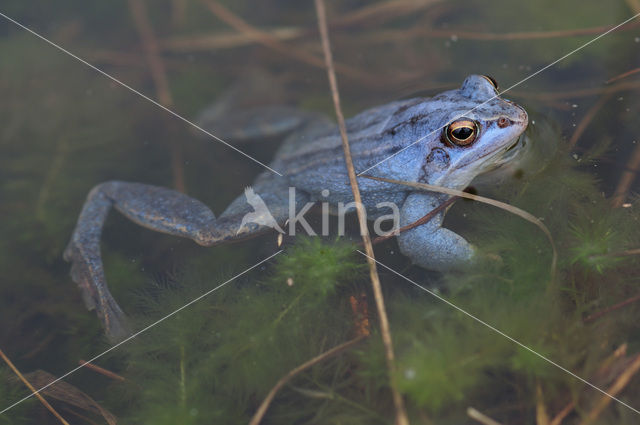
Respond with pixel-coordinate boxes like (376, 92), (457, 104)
(1, 1), (640, 424)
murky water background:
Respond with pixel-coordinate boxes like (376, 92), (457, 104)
(1, 1), (640, 424)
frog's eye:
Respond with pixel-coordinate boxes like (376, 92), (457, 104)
(481, 75), (499, 90)
(444, 119), (478, 146)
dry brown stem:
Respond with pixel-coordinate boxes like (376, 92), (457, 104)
(567, 91), (615, 149)
(331, 0), (440, 28)
(583, 293), (640, 323)
(161, 18), (640, 54)
(625, 0), (640, 14)
(550, 345), (628, 425)
(536, 381), (551, 425)
(515, 80), (640, 101)
(248, 336), (366, 425)
(374, 20), (640, 42)
(200, 0), (378, 85)
(313, 1), (410, 424)
(549, 401), (575, 425)
(467, 407), (504, 425)
(0, 349), (70, 425)
(611, 142), (640, 207)
(578, 353), (640, 425)
(128, 0), (173, 107)
(78, 360), (126, 382)
(129, 0), (186, 193)
(606, 67), (640, 84)
(371, 196), (458, 245)
(162, 28), (302, 52)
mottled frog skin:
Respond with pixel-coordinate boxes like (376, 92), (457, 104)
(64, 75), (528, 341)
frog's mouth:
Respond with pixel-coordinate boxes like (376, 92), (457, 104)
(496, 134), (526, 163)
(456, 132), (524, 171)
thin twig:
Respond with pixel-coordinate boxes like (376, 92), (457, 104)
(78, 360), (126, 382)
(604, 248), (640, 257)
(200, 0), (379, 85)
(583, 293), (640, 323)
(371, 196), (458, 245)
(128, 0), (173, 108)
(578, 353), (640, 425)
(374, 20), (640, 42)
(0, 349), (70, 425)
(248, 336), (366, 425)
(605, 67), (640, 84)
(514, 79), (640, 101)
(161, 10), (640, 55)
(567, 91), (615, 149)
(549, 401), (575, 425)
(161, 0), (432, 54)
(550, 345), (628, 425)
(313, 1), (409, 424)
(536, 381), (551, 425)
(160, 20), (640, 54)
(467, 407), (503, 425)
(349, 293), (370, 337)
(129, 0), (186, 193)
(162, 28), (303, 52)
(611, 142), (640, 207)
(625, 0), (640, 14)
(330, 0), (440, 28)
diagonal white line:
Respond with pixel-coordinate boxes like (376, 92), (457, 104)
(357, 250), (640, 416)
(0, 250), (282, 416)
(0, 11), (283, 177)
(357, 11), (640, 176)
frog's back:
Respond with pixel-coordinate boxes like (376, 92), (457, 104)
(272, 97), (434, 185)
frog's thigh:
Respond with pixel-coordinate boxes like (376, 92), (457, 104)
(220, 172), (294, 218)
(396, 193), (474, 272)
(217, 172), (308, 237)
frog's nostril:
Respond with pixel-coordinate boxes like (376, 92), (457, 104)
(497, 117), (510, 128)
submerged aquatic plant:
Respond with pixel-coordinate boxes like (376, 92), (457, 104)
(115, 237), (371, 424)
(98, 134), (640, 425)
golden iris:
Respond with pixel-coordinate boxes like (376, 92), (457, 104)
(445, 119), (478, 146)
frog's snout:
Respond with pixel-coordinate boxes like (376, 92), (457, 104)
(510, 103), (529, 128)
(501, 100), (529, 127)
(497, 109), (528, 130)
(517, 105), (529, 128)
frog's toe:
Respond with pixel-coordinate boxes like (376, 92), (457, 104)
(65, 244), (96, 311)
(64, 241), (131, 342)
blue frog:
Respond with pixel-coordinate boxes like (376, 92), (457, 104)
(65, 74), (528, 340)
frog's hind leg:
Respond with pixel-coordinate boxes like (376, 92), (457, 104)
(64, 175), (300, 342)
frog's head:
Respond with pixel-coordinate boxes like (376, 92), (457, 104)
(426, 74), (528, 189)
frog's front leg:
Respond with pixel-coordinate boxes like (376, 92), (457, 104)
(64, 180), (292, 342)
(396, 192), (474, 272)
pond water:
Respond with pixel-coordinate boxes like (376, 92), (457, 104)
(1, 1), (640, 424)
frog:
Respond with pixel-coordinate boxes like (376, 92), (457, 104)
(64, 74), (528, 341)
